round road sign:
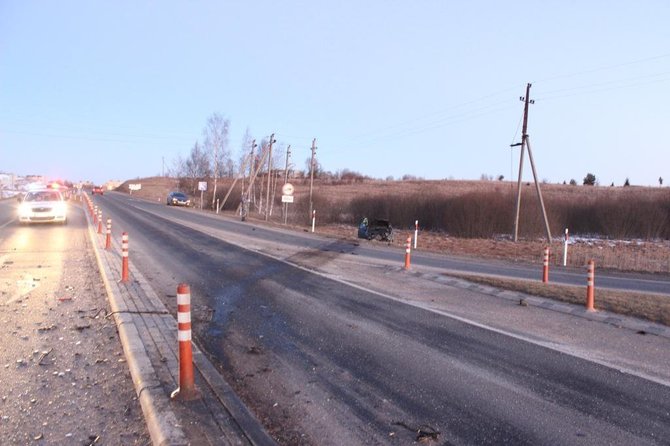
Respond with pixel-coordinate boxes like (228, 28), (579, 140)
(282, 183), (294, 196)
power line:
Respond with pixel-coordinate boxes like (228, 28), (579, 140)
(533, 52), (670, 84)
(535, 72), (670, 101)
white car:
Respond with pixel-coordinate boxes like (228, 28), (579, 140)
(18, 189), (68, 224)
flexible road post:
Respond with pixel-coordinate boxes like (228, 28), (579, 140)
(563, 228), (569, 266)
(311, 210), (316, 233)
(586, 260), (595, 311)
(97, 210), (103, 234)
(171, 283), (199, 401)
(121, 232), (129, 282)
(542, 247), (549, 283)
(404, 236), (412, 270)
(216, 198), (220, 215)
(93, 206), (98, 225)
(414, 220), (418, 250)
(105, 219), (112, 250)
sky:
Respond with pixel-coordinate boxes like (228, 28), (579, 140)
(1, 1), (669, 186)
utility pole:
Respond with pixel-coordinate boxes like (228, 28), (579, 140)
(512, 83), (552, 243)
(265, 134), (276, 221)
(284, 145), (291, 184)
(241, 139), (256, 220)
(308, 138), (316, 221)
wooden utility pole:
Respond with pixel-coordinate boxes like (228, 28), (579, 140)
(308, 138), (316, 220)
(265, 134), (276, 221)
(217, 149), (254, 213)
(241, 141), (269, 210)
(242, 139), (256, 212)
(512, 83), (552, 243)
(284, 145), (291, 184)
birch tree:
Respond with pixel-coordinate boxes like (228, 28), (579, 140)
(202, 113), (231, 208)
(184, 141), (210, 194)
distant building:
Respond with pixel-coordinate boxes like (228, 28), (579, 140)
(105, 180), (122, 190)
(0, 173), (15, 188)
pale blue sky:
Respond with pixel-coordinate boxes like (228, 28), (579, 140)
(1, 1), (669, 186)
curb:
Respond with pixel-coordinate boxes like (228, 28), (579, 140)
(414, 269), (670, 340)
(84, 205), (188, 445)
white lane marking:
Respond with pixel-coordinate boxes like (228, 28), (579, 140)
(127, 206), (670, 388)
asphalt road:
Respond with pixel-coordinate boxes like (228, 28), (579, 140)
(86, 192), (670, 445)
(99, 193), (670, 296)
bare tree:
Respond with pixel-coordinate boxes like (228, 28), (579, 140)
(169, 154), (186, 178)
(304, 157), (322, 179)
(185, 141), (210, 194)
(202, 113), (231, 208)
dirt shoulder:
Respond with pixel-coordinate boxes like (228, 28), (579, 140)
(117, 177), (670, 274)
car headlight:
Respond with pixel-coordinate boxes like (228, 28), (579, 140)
(54, 202), (67, 215)
(18, 203), (31, 217)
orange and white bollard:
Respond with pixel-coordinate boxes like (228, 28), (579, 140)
(563, 228), (569, 266)
(97, 210), (103, 234)
(404, 236), (412, 270)
(413, 220), (419, 250)
(121, 232), (129, 282)
(105, 219), (112, 250)
(542, 247), (549, 283)
(171, 283), (199, 401)
(93, 206), (98, 224)
(586, 260), (595, 311)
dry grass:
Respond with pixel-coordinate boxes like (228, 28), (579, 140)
(445, 272), (670, 327)
(117, 176), (670, 326)
(117, 176), (670, 273)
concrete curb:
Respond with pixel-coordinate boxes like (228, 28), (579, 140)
(84, 206), (188, 445)
(414, 269), (670, 340)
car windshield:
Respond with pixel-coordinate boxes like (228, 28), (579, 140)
(25, 191), (61, 202)
(172, 193), (187, 199)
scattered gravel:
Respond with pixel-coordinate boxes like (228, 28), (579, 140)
(0, 226), (150, 445)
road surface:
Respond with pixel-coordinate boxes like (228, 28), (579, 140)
(85, 192), (670, 445)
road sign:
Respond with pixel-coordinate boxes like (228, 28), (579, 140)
(281, 195), (294, 203)
(129, 183), (142, 191)
(282, 183), (294, 196)
(198, 181), (207, 191)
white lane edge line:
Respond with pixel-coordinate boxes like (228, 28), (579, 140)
(133, 206), (670, 389)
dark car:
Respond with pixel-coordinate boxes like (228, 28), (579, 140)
(358, 217), (394, 242)
(167, 191), (191, 206)
(91, 186), (104, 195)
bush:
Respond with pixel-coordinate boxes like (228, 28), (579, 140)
(341, 188), (670, 239)
(583, 173), (596, 186)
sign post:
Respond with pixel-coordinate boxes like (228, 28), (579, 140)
(198, 181), (207, 210)
(281, 183), (294, 225)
